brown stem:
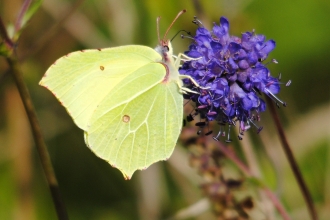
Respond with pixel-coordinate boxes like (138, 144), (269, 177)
(215, 142), (291, 220)
(266, 96), (318, 220)
(6, 56), (69, 220)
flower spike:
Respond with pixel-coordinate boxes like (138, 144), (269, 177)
(180, 16), (288, 140)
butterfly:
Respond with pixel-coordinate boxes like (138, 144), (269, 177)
(40, 10), (201, 179)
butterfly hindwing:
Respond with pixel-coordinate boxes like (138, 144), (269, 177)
(85, 63), (183, 178)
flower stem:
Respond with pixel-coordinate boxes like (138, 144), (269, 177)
(266, 96), (318, 220)
(6, 56), (69, 220)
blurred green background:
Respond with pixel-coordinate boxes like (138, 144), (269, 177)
(0, 0), (329, 219)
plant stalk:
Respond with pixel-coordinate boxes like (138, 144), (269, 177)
(7, 56), (69, 220)
(266, 96), (318, 220)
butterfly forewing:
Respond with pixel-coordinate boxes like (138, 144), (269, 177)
(40, 45), (162, 131)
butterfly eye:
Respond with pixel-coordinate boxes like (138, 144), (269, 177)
(163, 45), (170, 52)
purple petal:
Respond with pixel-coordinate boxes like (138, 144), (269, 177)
(238, 49), (247, 59)
(267, 83), (280, 94)
(187, 50), (202, 58)
(257, 40), (276, 60)
(228, 57), (238, 72)
(220, 17), (229, 33)
(241, 96), (253, 110)
(258, 99), (266, 112)
(196, 27), (211, 37)
(195, 36), (212, 48)
(238, 60), (249, 69)
(237, 70), (248, 83)
(247, 52), (258, 65)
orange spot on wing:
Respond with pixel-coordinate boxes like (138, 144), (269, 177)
(122, 115), (130, 123)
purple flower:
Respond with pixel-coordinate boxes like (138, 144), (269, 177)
(180, 17), (287, 141)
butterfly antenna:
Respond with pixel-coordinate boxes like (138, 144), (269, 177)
(163, 9), (186, 41)
(157, 16), (161, 44)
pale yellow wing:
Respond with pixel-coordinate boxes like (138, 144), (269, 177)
(40, 45), (162, 130)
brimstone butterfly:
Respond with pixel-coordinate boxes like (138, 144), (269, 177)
(39, 10), (199, 179)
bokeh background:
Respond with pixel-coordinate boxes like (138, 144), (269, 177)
(0, 0), (329, 219)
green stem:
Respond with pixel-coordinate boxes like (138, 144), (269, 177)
(6, 56), (69, 220)
(266, 96), (318, 220)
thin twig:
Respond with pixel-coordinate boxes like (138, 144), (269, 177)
(6, 56), (69, 220)
(215, 141), (291, 220)
(266, 96), (318, 220)
(0, 16), (14, 48)
(263, 188), (291, 220)
(14, 0), (32, 33)
(20, 0), (85, 60)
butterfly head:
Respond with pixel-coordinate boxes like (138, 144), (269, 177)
(155, 10), (186, 62)
(155, 39), (173, 62)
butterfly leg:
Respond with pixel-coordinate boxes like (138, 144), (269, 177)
(172, 76), (198, 94)
(175, 75), (207, 94)
(179, 74), (210, 90)
(173, 53), (201, 69)
(173, 53), (207, 94)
